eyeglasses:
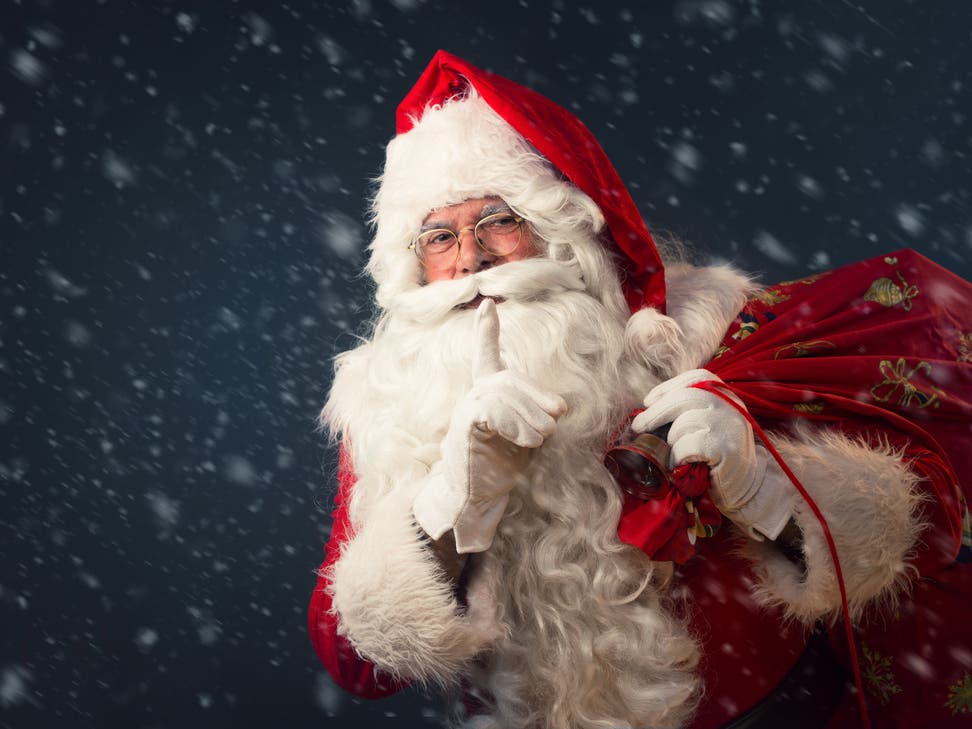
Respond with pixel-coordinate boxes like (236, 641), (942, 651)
(408, 211), (525, 272)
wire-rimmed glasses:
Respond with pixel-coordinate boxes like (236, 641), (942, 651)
(408, 211), (525, 272)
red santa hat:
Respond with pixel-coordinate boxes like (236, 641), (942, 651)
(368, 50), (665, 315)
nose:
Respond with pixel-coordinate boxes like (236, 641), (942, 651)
(455, 229), (497, 276)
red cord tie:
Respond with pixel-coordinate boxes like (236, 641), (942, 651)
(690, 379), (872, 729)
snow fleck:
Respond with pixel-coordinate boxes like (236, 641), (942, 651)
(135, 627), (159, 651)
(244, 13), (274, 47)
(578, 8), (601, 25)
(319, 212), (364, 260)
(198, 693), (213, 708)
(175, 12), (197, 34)
(809, 250), (831, 270)
(276, 446), (294, 469)
(753, 230), (799, 265)
(186, 606), (222, 647)
(349, 0), (373, 20)
(709, 70), (734, 92)
(314, 673), (343, 716)
(674, 0), (735, 27)
(29, 25), (64, 50)
(78, 571), (101, 590)
(673, 142), (701, 170)
(389, 0), (423, 10)
(729, 141), (747, 159)
(0, 666), (35, 708)
(197, 622), (220, 646)
(146, 491), (180, 532)
(895, 204), (926, 237)
(817, 33), (852, 67)
(796, 174), (824, 199)
(44, 269), (88, 298)
(64, 320), (93, 348)
(900, 652), (935, 679)
(669, 141), (702, 184)
(316, 35), (345, 66)
(218, 307), (243, 331)
(223, 454), (258, 486)
(102, 150), (137, 188)
(9, 49), (48, 86)
(804, 69), (833, 93)
(920, 138), (945, 168)
(0, 401), (12, 425)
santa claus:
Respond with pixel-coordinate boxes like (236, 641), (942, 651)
(309, 51), (972, 728)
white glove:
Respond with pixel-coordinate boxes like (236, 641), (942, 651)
(412, 299), (568, 554)
(631, 369), (796, 541)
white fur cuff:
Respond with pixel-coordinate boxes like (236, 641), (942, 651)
(328, 482), (500, 685)
(739, 426), (923, 625)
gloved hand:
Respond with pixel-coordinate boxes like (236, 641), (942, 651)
(412, 298), (568, 554)
(632, 369), (796, 541)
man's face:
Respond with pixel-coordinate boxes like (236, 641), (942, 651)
(420, 197), (540, 282)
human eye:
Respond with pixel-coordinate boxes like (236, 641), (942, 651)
(420, 230), (456, 252)
(482, 214), (519, 233)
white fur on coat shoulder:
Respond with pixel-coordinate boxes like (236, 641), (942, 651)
(626, 262), (756, 378)
(740, 426), (925, 625)
(327, 480), (502, 686)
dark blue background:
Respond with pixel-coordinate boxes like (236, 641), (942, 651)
(2, 1), (970, 727)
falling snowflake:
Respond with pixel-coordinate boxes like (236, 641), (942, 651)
(946, 673), (972, 715)
(862, 645), (902, 706)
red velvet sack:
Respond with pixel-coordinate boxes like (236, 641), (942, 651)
(619, 248), (971, 570)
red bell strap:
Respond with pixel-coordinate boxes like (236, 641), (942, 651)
(691, 379), (872, 729)
(609, 410), (722, 564)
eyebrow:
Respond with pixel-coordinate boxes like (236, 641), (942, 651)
(419, 202), (512, 233)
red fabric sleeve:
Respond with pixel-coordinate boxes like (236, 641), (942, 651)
(307, 444), (409, 699)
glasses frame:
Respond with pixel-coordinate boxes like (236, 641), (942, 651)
(407, 211), (525, 270)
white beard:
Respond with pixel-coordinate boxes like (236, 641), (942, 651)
(324, 257), (653, 519)
(323, 256), (700, 728)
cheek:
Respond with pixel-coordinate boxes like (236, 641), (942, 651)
(424, 268), (452, 283)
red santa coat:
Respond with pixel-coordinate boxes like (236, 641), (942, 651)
(309, 250), (972, 727)
(310, 462), (970, 728)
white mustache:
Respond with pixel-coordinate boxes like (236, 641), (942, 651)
(387, 258), (588, 325)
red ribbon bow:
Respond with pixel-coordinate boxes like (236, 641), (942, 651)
(616, 461), (722, 564)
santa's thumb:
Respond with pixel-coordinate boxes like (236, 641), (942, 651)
(472, 298), (504, 379)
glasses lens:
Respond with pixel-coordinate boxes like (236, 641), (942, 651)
(476, 213), (522, 256)
(416, 230), (458, 269)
